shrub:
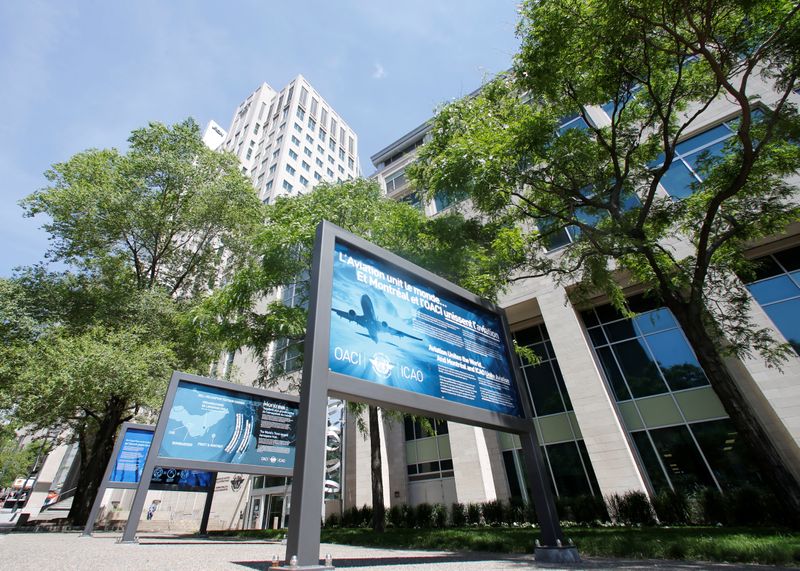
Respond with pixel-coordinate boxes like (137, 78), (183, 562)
(387, 504), (405, 528)
(652, 489), (689, 525)
(324, 512), (341, 528)
(572, 494), (610, 524)
(414, 502), (433, 528)
(360, 505), (374, 528)
(451, 502), (467, 527)
(466, 502), (482, 525)
(431, 503), (448, 528)
(482, 500), (504, 525)
(607, 491), (656, 525)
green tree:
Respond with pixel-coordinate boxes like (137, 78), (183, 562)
(196, 178), (508, 531)
(8, 118), (263, 525)
(0, 424), (40, 490)
(410, 0), (800, 515)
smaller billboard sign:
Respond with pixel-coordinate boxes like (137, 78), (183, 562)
(157, 380), (299, 470)
(110, 428), (153, 483)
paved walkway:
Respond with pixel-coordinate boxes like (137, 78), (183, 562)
(0, 532), (794, 571)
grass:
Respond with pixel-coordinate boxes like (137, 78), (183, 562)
(214, 527), (800, 567)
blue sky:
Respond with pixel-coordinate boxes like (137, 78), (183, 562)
(0, 1), (520, 277)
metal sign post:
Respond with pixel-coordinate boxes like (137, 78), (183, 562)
(284, 221), (577, 568)
(119, 371), (299, 543)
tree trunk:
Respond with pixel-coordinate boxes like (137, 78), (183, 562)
(67, 398), (128, 526)
(666, 301), (800, 521)
(368, 405), (385, 533)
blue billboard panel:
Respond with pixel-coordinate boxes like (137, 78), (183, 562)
(329, 241), (523, 418)
(158, 381), (298, 469)
(110, 428), (153, 483)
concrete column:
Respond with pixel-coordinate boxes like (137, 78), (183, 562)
(723, 294), (800, 481)
(382, 416), (409, 506)
(537, 287), (649, 497)
(449, 422), (498, 503)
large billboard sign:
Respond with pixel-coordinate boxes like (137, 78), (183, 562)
(158, 380), (298, 470)
(285, 222), (568, 567)
(329, 240), (523, 418)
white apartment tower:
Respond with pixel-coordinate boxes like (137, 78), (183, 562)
(210, 76), (360, 203)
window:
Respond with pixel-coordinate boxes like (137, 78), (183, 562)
(253, 123), (260, 134)
(348, 157), (354, 170)
(306, 134), (314, 144)
(282, 180), (293, 191)
(540, 189), (640, 251)
(300, 160), (310, 171)
(557, 111), (590, 135)
(282, 107), (289, 120)
(514, 323), (573, 416)
(320, 107), (328, 125)
(265, 180), (273, 190)
(746, 245), (800, 354)
(308, 117), (316, 131)
(294, 123), (302, 133)
(340, 127), (346, 143)
(314, 171), (322, 180)
(329, 139), (336, 151)
(245, 149), (252, 160)
(310, 98), (318, 117)
(327, 155), (334, 164)
(582, 296), (708, 401)
(276, 135), (283, 145)
(339, 148), (345, 161)
(286, 164), (296, 175)
(288, 149), (298, 160)
(315, 158), (323, 168)
(651, 115), (755, 199)
(338, 165), (344, 174)
(348, 136), (354, 154)
(385, 170), (407, 193)
(299, 175), (308, 186)
(433, 189), (467, 213)
(272, 149), (279, 159)
(319, 130), (326, 143)
(269, 164), (276, 174)
(296, 107), (305, 121)
(299, 86), (308, 107)
(303, 147), (312, 157)
(400, 192), (422, 210)
(330, 118), (337, 138)
(326, 168), (334, 177)
(404, 417), (454, 482)
(316, 144), (324, 154)
(291, 135), (300, 146)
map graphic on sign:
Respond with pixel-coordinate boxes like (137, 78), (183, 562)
(158, 380), (298, 469)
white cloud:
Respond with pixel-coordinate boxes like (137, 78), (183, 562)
(372, 63), (387, 79)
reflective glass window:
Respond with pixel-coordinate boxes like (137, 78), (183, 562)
(612, 338), (668, 398)
(746, 246), (800, 354)
(648, 425), (716, 492)
(691, 419), (763, 489)
(645, 329), (708, 391)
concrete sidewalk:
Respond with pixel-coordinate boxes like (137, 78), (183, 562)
(0, 531), (793, 571)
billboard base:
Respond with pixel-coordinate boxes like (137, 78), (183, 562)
(271, 565), (334, 570)
(534, 545), (580, 563)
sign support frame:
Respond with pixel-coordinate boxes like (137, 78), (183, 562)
(284, 221), (575, 568)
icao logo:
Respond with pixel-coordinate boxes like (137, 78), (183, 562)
(369, 353), (394, 378)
